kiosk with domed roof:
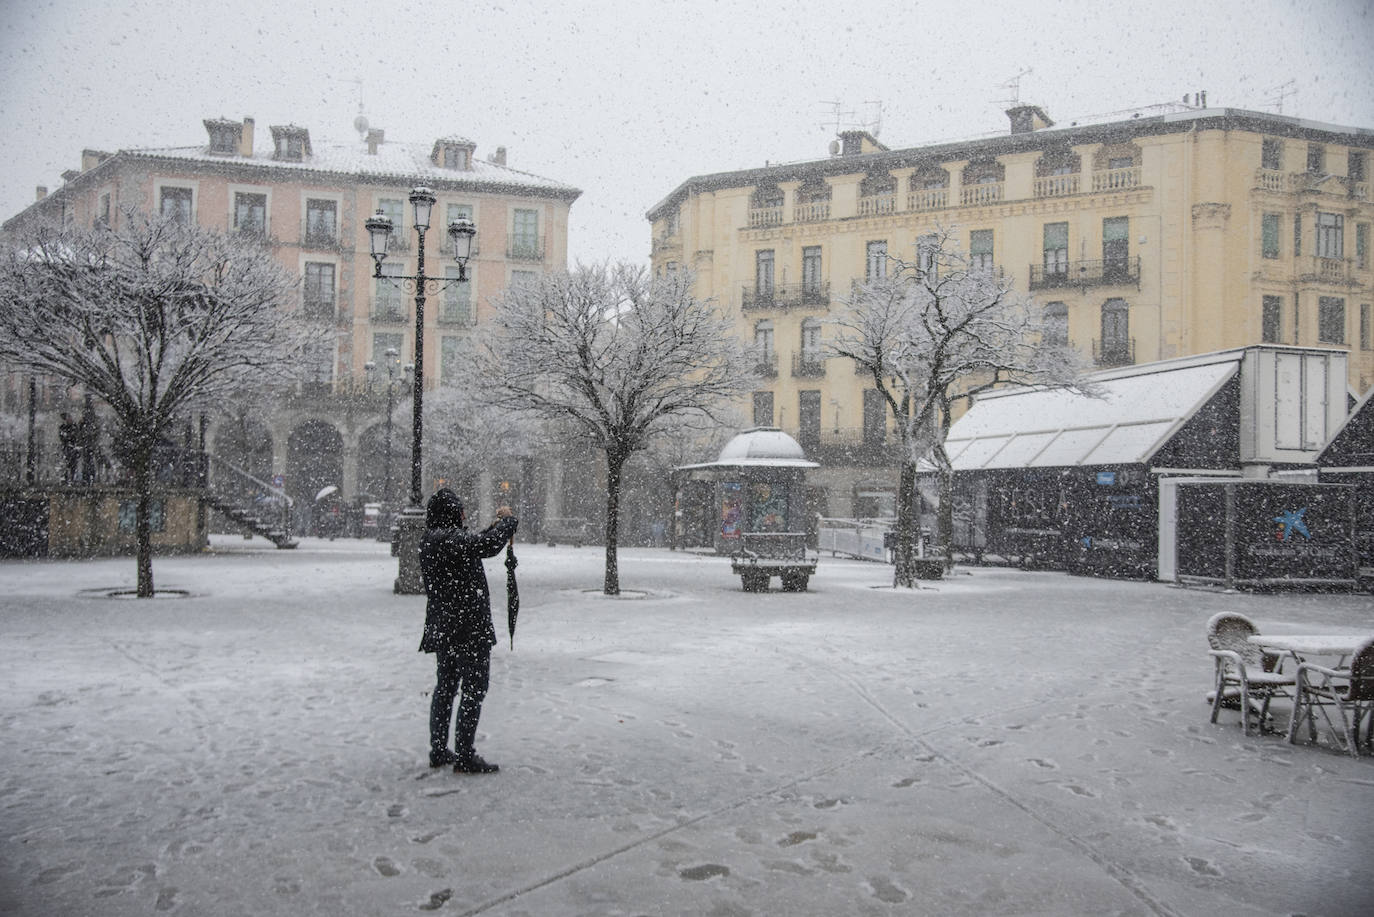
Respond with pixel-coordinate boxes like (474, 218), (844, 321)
(675, 428), (820, 591)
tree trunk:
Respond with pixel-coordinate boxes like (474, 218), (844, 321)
(602, 447), (628, 596)
(133, 440), (155, 598)
(893, 458), (919, 588)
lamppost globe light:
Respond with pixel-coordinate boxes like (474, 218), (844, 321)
(409, 186), (436, 231)
(364, 209), (393, 272)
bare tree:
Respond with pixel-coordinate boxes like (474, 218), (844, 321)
(829, 227), (1086, 587)
(0, 212), (317, 596)
(471, 264), (754, 594)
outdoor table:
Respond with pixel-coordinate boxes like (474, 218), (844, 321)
(1247, 634), (1371, 666)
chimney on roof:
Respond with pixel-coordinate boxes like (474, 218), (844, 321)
(838, 130), (888, 156)
(36, 186), (48, 201)
(81, 149), (112, 172)
(366, 128), (384, 155)
(1006, 104), (1054, 134)
(241, 118), (255, 157)
(492, 146), (507, 166)
(61, 170), (81, 183)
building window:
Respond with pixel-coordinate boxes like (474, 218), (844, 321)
(802, 246), (822, 295)
(443, 147), (469, 170)
(378, 197), (405, 230)
(1099, 298), (1130, 363)
(1103, 217), (1129, 277)
(915, 234), (937, 278)
(441, 267), (473, 325)
(755, 249), (775, 296)
(752, 391), (774, 427)
(303, 262), (335, 318)
(1350, 151), (1368, 183)
(798, 390), (821, 450)
(1262, 295), (1282, 344)
(799, 317), (822, 375)
(372, 333), (403, 367)
(1318, 297), (1345, 344)
(1044, 301), (1068, 346)
(862, 388), (886, 447)
(234, 192), (266, 236)
(1294, 214), (1302, 257)
(510, 270), (537, 286)
(302, 339), (334, 385)
(1261, 139), (1283, 171)
(1361, 303), (1371, 351)
(866, 241), (888, 281)
(754, 318), (775, 355)
(970, 229), (994, 273)
(119, 499), (165, 533)
(1316, 212), (1344, 259)
(1358, 223), (1370, 269)
(1043, 222), (1068, 276)
(160, 186), (192, 223)
(375, 262), (406, 320)
(1261, 212), (1281, 259)
(511, 208), (540, 259)
(305, 199), (337, 244)
(1307, 143), (1325, 173)
(440, 335), (463, 385)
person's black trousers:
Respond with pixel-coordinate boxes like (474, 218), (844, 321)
(430, 645), (491, 757)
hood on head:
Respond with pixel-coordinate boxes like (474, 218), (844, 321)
(426, 488), (464, 529)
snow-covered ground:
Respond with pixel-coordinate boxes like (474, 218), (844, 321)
(1, 536), (1370, 916)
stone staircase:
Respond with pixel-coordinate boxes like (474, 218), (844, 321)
(204, 492), (297, 548)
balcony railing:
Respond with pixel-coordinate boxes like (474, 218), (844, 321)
(960, 182), (1004, 206)
(858, 193), (896, 216)
(1255, 168), (1288, 193)
(748, 206), (783, 228)
(1299, 256), (1355, 285)
(1034, 174), (1080, 198)
(371, 303), (408, 325)
(302, 297), (335, 320)
(652, 232), (680, 252)
(907, 188), (948, 211)
(791, 353), (826, 378)
(1028, 256), (1141, 291)
(507, 236), (544, 261)
(795, 201), (830, 222)
(741, 282), (831, 311)
(1092, 166), (1142, 192)
(751, 350), (778, 377)
(437, 300), (475, 326)
(301, 221), (341, 249)
(1093, 338), (1135, 366)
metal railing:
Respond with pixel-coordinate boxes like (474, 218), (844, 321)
(1093, 337), (1135, 366)
(791, 353), (826, 378)
(1028, 257), (1141, 291)
(370, 303), (408, 324)
(507, 236), (544, 260)
(741, 282), (830, 312)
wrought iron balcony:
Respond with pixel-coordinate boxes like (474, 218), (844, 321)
(370, 303), (409, 325)
(1028, 257), (1141, 291)
(1093, 338), (1135, 366)
(437, 300), (476, 327)
(750, 350), (778, 378)
(741, 282), (831, 312)
(301, 220), (342, 249)
(791, 353), (826, 378)
(507, 236), (544, 261)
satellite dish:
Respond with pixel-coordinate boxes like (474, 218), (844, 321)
(354, 115), (370, 138)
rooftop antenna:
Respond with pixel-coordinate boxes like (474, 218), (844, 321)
(819, 100), (858, 136)
(994, 68), (1033, 107)
(338, 77), (370, 138)
(1265, 79), (1297, 115)
(862, 100), (883, 138)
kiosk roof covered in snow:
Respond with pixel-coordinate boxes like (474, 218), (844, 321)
(678, 427), (819, 471)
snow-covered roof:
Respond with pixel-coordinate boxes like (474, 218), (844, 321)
(124, 137), (579, 196)
(677, 427), (819, 471)
(945, 351), (1243, 471)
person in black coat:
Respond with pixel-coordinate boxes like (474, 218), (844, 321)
(419, 488), (517, 773)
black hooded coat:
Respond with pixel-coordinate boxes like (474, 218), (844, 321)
(418, 489), (518, 655)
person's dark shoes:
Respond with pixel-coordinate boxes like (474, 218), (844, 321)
(453, 752), (499, 774)
(429, 749), (462, 768)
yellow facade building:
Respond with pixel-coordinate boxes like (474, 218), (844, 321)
(647, 103), (1373, 517)
(3, 115), (580, 529)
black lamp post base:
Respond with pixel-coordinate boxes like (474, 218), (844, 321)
(393, 506), (428, 594)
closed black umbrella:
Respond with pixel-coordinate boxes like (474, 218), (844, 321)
(505, 539), (519, 650)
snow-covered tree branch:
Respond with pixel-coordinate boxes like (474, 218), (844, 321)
(0, 211), (323, 595)
(829, 226), (1088, 587)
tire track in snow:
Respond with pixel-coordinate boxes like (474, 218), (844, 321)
(811, 654), (1186, 917)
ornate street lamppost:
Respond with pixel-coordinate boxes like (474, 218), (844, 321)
(363, 346), (412, 525)
(365, 187), (476, 593)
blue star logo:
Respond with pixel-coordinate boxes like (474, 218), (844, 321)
(1273, 507), (1310, 541)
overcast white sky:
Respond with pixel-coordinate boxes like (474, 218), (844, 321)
(1, 0), (1371, 266)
